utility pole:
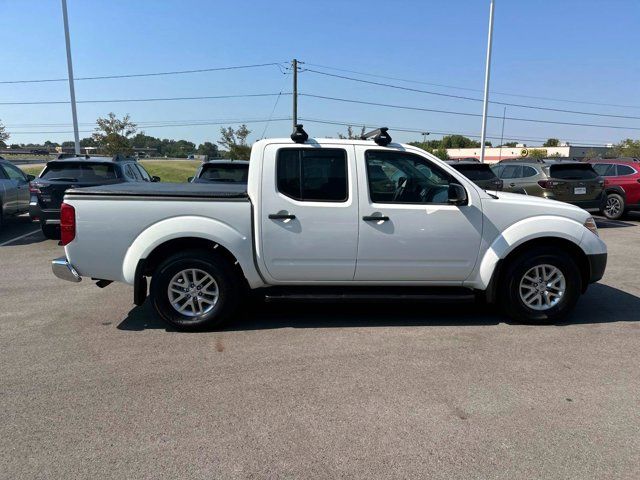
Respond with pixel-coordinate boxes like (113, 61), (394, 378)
(421, 132), (430, 144)
(61, 0), (80, 155)
(479, 0), (495, 163)
(499, 106), (506, 162)
(292, 58), (298, 129)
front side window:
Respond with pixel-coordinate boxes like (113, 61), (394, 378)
(276, 148), (348, 202)
(2, 163), (27, 182)
(134, 164), (152, 181)
(366, 150), (452, 204)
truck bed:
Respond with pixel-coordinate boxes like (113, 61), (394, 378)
(66, 182), (248, 199)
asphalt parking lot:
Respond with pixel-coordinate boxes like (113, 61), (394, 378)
(1, 214), (639, 479)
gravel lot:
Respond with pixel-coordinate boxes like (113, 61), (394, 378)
(1, 214), (639, 479)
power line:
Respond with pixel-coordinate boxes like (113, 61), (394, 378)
(0, 92), (290, 106)
(305, 62), (640, 110)
(300, 93), (640, 131)
(0, 62), (287, 84)
(304, 68), (640, 121)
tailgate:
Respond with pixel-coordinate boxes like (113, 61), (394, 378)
(548, 164), (602, 201)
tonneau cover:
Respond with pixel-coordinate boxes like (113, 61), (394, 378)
(66, 182), (248, 199)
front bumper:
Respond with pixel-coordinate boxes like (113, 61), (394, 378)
(587, 253), (607, 283)
(52, 257), (82, 283)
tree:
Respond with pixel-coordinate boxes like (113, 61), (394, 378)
(527, 148), (548, 160)
(432, 147), (450, 160)
(218, 124), (251, 160)
(196, 141), (220, 158)
(0, 119), (9, 147)
(338, 126), (366, 140)
(543, 138), (560, 147)
(92, 112), (137, 156)
(500, 142), (518, 147)
(614, 138), (640, 158)
(440, 135), (480, 149)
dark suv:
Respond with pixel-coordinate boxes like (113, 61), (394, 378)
(29, 156), (159, 238)
(445, 160), (503, 191)
(491, 159), (605, 210)
(188, 160), (249, 184)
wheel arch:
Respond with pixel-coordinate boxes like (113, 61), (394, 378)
(604, 185), (626, 198)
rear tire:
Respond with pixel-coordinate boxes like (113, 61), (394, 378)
(500, 247), (581, 324)
(602, 193), (625, 220)
(41, 224), (60, 240)
(150, 249), (242, 331)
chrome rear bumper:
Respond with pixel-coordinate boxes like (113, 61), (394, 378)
(52, 257), (82, 283)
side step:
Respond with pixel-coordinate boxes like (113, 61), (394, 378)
(263, 286), (476, 303)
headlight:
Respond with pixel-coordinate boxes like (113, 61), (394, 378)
(584, 217), (598, 236)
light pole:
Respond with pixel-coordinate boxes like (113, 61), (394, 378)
(479, 0), (495, 163)
(61, 0), (80, 155)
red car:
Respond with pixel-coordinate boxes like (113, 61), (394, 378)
(588, 159), (640, 219)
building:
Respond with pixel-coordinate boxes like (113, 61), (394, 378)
(446, 144), (615, 163)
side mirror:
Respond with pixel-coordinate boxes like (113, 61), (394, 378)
(448, 183), (467, 205)
(151, 176), (161, 182)
(187, 176), (194, 182)
(26, 174), (36, 181)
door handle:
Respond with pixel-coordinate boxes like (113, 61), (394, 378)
(362, 215), (390, 222)
(268, 213), (296, 220)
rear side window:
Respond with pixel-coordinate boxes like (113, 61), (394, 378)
(592, 163), (614, 176)
(453, 164), (497, 181)
(41, 162), (118, 181)
(549, 164), (598, 180)
(616, 165), (636, 176)
(200, 163), (249, 183)
(277, 148), (348, 202)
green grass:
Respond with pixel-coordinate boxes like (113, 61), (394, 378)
(139, 160), (200, 183)
(19, 160), (201, 183)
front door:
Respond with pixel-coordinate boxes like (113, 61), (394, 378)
(259, 144), (359, 282)
(1, 163), (30, 214)
(354, 147), (483, 282)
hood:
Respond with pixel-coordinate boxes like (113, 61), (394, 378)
(485, 190), (590, 224)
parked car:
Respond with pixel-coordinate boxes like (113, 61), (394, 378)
(30, 156), (159, 239)
(51, 127), (607, 330)
(188, 160), (249, 184)
(0, 157), (34, 228)
(491, 159), (605, 210)
(587, 159), (640, 219)
(446, 160), (503, 191)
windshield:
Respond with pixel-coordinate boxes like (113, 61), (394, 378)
(40, 162), (118, 181)
(548, 164), (598, 180)
(199, 163), (249, 183)
(452, 164), (498, 181)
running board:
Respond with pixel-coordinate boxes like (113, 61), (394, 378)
(263, 286), (476, 303)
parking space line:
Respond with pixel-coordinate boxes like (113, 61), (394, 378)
(0, 229), (42, 247)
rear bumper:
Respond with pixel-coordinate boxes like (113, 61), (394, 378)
(587, 253), (607, 283)
(52, 257), (82, 283)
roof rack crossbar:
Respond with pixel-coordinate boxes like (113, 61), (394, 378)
(361, 127), (392, 146)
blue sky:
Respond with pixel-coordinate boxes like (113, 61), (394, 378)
(2, 0), (640, 147)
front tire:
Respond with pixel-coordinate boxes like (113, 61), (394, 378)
(500, 247), (581, 324)
(150, 249), (242, 331)
(602, 193), (625, 220)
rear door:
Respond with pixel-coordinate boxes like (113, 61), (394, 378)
(259, 144), (359, 282)
(1, 163), (30, 213)
(498, 164), (524, 192)
(548, 164), (601, 202)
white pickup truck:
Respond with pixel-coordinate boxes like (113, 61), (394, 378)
(52, 127), (607, 330)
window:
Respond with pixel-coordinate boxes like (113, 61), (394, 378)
(616, 164), (636, 176)
(276, 148), (348, 202)
(452, 164), (497, 181)
(500, 164), (522, 179)
(123, 164), (141, 181)
(134, 164), (152, 181)
(365, 150), (452, 204)
(592, 163), (615, 176)
(549, 164), (598, 180)
(2, 163), (27, 182)
(41, 162), (118, 181)
(200, 163), (249, 183)
(522, 166), (539, 178)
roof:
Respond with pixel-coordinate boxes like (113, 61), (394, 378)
(252, 137), (405, 148)
(586, 157), (639, 165)
(202, 160), (249, 166)
(48, 156), (131, 164)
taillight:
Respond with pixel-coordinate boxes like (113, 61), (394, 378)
(538, 180), (558, 189)
(60, 202), (76, 246)
(29, 182), (41, 194)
